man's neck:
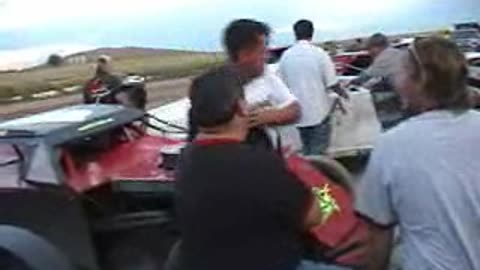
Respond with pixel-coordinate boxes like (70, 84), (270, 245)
(196, 132), (244, 142)
(197, 124), (247, 142)
(297, 39), (311, 43)
(229, 62), (262, 82)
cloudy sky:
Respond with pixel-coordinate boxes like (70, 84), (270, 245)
(0, 0), (478, 60)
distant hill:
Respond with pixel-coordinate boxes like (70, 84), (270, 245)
(66, 46), (211, 62)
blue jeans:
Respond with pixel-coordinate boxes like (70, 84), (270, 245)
(298, 117), (331, 156)
(297, 260), (352, 270)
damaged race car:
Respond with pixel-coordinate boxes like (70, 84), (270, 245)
(0, 104), (186, 270)
(0, 103), (369, 270)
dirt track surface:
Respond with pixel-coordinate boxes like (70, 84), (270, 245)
(0, 77), (191, 120)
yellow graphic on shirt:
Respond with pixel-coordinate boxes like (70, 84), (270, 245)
(312, 184), (340, 224)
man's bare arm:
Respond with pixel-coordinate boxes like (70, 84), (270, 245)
(365, 221), (394, 270)
(249, 101), (300, 127)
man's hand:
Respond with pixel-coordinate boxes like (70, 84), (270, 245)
(248, 108), (276, 128)
(248, 102), (300, 128)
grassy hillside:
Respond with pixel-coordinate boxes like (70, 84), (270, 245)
(0, 47), (224, 100)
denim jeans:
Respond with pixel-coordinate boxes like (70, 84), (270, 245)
(298, 117), (331, 156)
(297, 260), (352, 270)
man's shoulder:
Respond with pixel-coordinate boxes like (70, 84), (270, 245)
(379, 110), (480, 145)
(378, 47), (401, 60)
(375, 117), (423, 151)
(185, 142), (280, 160)
(284, 43), (325, 56)
(254, 68), (284, 85)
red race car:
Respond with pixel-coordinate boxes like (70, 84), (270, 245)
(0, 104), (184, 270)
(333, 51), (372, 76)
(0, 103), (367, 269)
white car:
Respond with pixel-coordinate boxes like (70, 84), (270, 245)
(147, 80), (382, 158)
(467, 52), (480, 90)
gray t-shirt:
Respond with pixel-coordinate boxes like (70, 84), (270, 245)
(355, 47), (403, 85)
(356, 110), (480, 270)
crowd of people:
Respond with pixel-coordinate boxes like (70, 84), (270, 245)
(169, 18), (480, 270)
(78, 17), (480, 270)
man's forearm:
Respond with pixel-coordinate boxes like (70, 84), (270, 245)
(269, 102), (301, 125)
(350, 72), (372, 86)
(248, 102), (300, 127)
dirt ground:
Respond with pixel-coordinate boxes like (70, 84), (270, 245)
(0, 77), (191, 120)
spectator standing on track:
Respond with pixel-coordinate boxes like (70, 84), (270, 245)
(188, 19), (302, 152)
(279, 20), (347, 155)
(355, 37), (480, 270)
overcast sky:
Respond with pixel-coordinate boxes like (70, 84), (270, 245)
(0, 0), (479, 51)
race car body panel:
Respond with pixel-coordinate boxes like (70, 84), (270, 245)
(63, 135), (180, 192)
(0, 104), (182, 192)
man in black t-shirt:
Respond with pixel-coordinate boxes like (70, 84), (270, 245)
(173, 67), (322, 270)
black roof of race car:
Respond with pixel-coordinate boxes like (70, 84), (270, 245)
(0, 104), (145, 145)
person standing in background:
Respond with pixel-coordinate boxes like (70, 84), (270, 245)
(279, 19), (347, 155)
(83, 55), (122, 104)
(349, 33), (402, 88)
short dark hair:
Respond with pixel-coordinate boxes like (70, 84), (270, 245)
(189, 66), (245, 128)
(223, 19), (271, 61)
(366, 33), (389, 49)
(294, 19), (314, 40)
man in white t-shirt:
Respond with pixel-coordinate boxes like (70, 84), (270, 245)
(244, 68), (302, 151)
(221, 19), (302, 151)
(279, 20), (347, 155)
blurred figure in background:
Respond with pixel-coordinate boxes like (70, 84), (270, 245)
(350, 33), (402, 89)
(279, 20), (347, 155)
(83, 55), (122, 103)
(355, 37), (480, 270)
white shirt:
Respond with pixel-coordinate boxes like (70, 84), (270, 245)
(355, 110), (480, 270)
(244, 68), (302, 152)
(279, 40), (338, 127)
